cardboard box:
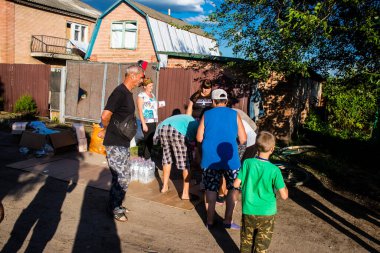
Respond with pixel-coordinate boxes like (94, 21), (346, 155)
(19, 129), (77, 152)
(12, 122), (28, 135)
(78, 138), (88, 152)
(49, 131), (78, 150)
(19, 131), (47, 150)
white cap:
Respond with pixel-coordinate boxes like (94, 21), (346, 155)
(211, 89), (228, 100)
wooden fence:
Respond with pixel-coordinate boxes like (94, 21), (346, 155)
(0, 64), (50, 116)
(63, 61), (159, 122)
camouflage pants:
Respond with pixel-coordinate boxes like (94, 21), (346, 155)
(240, 214), (275, 253)
(105, 146), (131, 210)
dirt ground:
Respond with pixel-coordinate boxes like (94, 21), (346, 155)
(0, 131), (379, 253)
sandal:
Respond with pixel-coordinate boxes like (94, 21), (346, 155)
(120, 206), (130, 214)
(113, 212), (128, 222)
(111, 207), (128, 222)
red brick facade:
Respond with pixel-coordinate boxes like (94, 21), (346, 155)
(0, 0), (96, 65)
(89, 2), (157, 63)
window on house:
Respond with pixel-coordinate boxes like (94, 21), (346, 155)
(111, 21), (137, 49)
(67, 22), (88, 43)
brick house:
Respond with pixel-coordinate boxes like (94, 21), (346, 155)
(0, 0), (100, 66)
(85, 0), (224, 68)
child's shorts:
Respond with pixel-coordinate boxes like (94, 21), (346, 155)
(202, 168), (239, 192)
(241, 214), (275, 253)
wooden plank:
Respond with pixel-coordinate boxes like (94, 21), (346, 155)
(104, 63), (119, 103)
(88, 64), (104, 120)
(76, 62), (93, 118)
(65, 61), (80, 117)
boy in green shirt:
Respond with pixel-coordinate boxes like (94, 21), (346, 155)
(234, 131), (288, 253)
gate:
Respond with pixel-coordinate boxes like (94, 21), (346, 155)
(63, 61), (158, 122)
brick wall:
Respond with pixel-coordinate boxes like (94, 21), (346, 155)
(0, 0), (15, 63)
(89, 2), (157, 63)
(257, 73), (323, 143)
(0, 2), (95, 65)
(166, 58), (197, 68)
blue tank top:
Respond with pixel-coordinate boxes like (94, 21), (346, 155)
(201, 107), (241, 170)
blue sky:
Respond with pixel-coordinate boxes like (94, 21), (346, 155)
(81, 0), (235, 57)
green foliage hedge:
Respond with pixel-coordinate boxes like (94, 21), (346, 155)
(14, 95), (37, 116)
(305, 74), (378, 140)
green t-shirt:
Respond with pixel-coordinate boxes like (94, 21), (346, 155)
(237, 157), (286, 215)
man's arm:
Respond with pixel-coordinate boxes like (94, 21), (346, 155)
(98, 110), (113, 139)
(237, 114), (247, 145)
(196, 115), (205, 143)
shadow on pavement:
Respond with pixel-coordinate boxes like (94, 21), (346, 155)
(1, 152), (81, 253)
(72, 169), (121, 253)
(194, 203), (239, 253)
(0, 131), (122, 253)
(290, 174), (380, 252)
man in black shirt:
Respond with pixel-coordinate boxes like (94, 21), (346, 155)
(98, 65), (144, 222)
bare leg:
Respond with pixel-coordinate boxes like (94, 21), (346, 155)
(181, 169), (190, 199)
(205, 190), (217, 225)
(218, 177), (228, 198)
(161, 164), (171, 193)
(224, 188), (238, 224)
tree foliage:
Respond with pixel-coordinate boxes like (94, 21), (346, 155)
(305, 73), (379, 140)
(209, 0), (379, 79)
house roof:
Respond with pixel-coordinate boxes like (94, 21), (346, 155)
(13, 0), (101, 21)
(86, 0), (221, 65)
(158, 51), (242, 62)
(129, 0), (209, 38)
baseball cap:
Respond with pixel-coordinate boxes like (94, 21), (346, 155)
(137, 60), (148, 70)
(212, 89), (228, 100)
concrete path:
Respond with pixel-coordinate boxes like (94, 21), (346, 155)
(0, 132), (378, 253)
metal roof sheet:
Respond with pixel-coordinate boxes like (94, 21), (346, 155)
(13, 0), (101, 20)
(149, 17), (220, 57)
(128, 0), (210, 38)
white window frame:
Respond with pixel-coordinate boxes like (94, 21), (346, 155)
(68, 22), (88, 43)
(111, 20), (138, 49)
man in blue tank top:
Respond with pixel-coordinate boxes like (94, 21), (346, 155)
(196, 89), (247, 229)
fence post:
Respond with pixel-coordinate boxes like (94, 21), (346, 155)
(59, 67), (67, 123)
(101, 64), (108, 112)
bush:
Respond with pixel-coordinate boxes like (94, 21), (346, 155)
(304, 73), (378, 141)
(14, 95), (37, 116)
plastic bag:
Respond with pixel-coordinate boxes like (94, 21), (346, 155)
(89, 123), (106, 155)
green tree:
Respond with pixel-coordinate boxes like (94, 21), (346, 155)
(209, 0), (379, 78)
(209, 0), (379, 140)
